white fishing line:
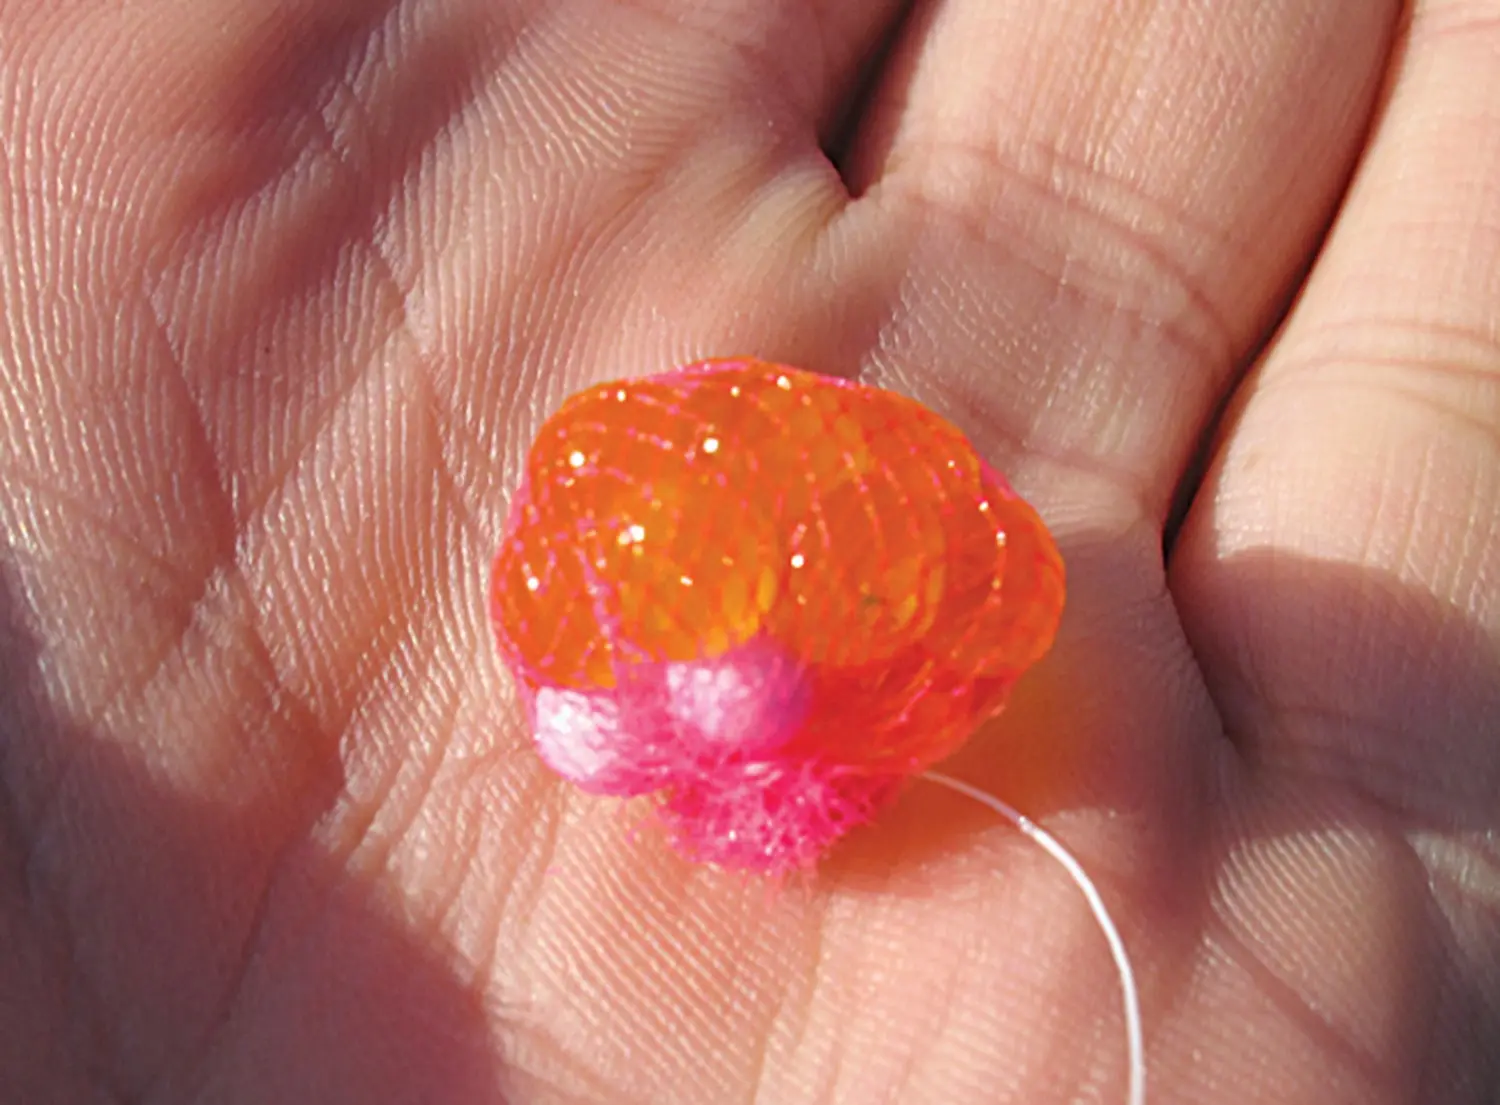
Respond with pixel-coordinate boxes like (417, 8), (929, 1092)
(922, 770), (1145, 1105)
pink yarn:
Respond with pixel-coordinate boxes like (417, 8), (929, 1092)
(524, 636), (895, 870)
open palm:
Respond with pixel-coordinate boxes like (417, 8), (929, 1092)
(2, 2), (1496, 1102)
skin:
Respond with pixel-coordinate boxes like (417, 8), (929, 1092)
(0, 1), (1496, 1102)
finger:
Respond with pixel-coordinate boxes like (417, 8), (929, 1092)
(1167, 10), (1500, 1094)
(1172, 4), (1500, 825)
(839, 1), (1397, 519)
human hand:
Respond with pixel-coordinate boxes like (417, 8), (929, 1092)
(1, 2), (1495, 1102)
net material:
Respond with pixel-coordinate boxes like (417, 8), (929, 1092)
(491, 358), (1064, 871)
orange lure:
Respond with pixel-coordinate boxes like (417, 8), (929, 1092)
(491, 358), (1064, 871)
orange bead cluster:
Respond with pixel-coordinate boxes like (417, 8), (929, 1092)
(491, 358), (1064, 869)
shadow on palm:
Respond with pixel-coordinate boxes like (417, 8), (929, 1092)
(0, 552), (519, 1101)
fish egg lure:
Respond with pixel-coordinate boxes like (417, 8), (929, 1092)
(490, 357), (1065, 871)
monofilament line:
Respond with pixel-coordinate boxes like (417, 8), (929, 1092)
(921, 771), (1145, 1105)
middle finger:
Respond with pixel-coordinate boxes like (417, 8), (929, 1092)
(840, 1), (1400, 521)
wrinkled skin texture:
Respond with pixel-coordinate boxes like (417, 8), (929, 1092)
(0, 2), (1497, 1103)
